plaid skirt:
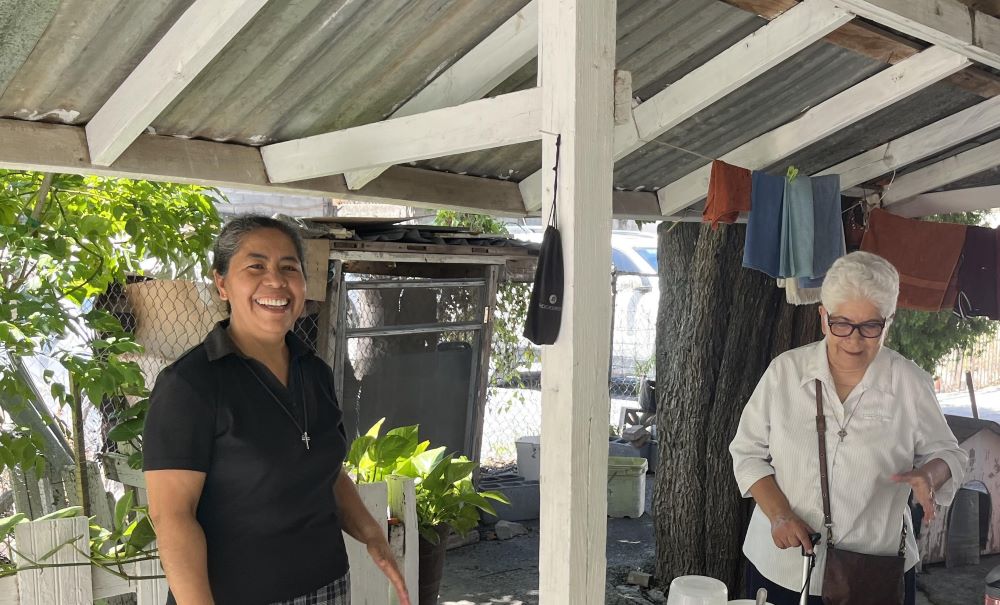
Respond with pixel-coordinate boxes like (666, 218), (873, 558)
(268, 573), (350, 605)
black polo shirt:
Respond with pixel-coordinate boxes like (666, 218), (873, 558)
(143, 321), (350, 605)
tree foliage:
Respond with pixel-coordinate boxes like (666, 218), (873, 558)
(884, 211), (997, 375)
(0, 170), (221, 477)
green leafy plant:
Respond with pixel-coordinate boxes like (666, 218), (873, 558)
(345, 419), (509, 544)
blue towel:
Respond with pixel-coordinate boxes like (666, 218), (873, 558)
(810, 174), (845, 278)
(742, 171), (785, 277)
(779, 175), (815, 279)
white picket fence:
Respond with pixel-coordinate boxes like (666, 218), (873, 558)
(5, 456), (418, 605)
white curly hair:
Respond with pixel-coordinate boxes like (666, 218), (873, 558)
(820, 251), (900, 318)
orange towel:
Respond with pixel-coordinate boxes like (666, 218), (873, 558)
(860, 209), (967, 312)
(703, 160), (751, 230)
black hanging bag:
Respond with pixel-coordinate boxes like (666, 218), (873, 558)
(524, 135), (564, 346)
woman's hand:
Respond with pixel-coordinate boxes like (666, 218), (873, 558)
(892, 467), (937, 524)
(770, 512), (817, 553)
(366, 535), (412, 605)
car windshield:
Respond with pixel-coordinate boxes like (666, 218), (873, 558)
(636, 247), (657, 272)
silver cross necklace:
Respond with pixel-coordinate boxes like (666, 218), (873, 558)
(241, 359), (311, 450)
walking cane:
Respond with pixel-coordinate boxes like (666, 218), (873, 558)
(800, 533), (821, 605)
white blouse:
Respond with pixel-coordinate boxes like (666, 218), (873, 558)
(729, 340), (968, 596)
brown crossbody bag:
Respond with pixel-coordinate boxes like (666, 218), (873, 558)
(814, 379), (905, 605)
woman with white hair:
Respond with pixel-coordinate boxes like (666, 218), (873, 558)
(730, 251), (967, 605)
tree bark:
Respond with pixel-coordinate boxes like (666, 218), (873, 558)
(654, 222), (820, 592)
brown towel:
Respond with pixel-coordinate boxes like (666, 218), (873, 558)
(860, 209), (967, 312)
(954, 225), (998, 319)
(703, 160), (751, 230)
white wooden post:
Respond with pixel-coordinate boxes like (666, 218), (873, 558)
(537, 0), (616, 604)
(14, 517), (92, 605)
(134, 556), (170, 605)
(386, 476), (418, 605)
(346, 482), (389, 605)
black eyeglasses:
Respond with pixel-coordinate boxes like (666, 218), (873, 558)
(827, 318), (887, 339)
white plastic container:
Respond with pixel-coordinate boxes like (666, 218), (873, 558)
(607, 456), (648, 518)
(515, 436), (541, 481)
(666, 576), (727, 605)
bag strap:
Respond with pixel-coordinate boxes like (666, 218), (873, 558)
(814, 379), (835, 547)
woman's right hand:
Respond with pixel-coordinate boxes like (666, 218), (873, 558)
(770, 512), (816, 553)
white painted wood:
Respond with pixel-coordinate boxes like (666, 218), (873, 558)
(345, 482), (391, 605)
(833, 0), (1000, 69)
(91, 565), (135, 599)
(614, 70), (634, 126)
(520, 0), (853, 211)
(819, 95), (1000, 189)
(882, 138), (1000, 205)
(537, 0), (615, 603)
(262, 88), (542, 183)
(657, 46), (969, 215)
(134, 555), (169, 605)
(101, 452), (146, 489)
(85, 0), (269, 166)
(386, 476), (418, 605)
(14, 517), (92, 605)
(0, 119), (529, 217)
(0, 576), (17, 605)
(890, 185), (1000, 217)
(344, 0), (539, 190)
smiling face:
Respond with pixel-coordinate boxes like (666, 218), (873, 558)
(213, 228), (306, 343)
(820, 298), (887, 374)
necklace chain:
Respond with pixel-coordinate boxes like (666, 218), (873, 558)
(241, 359), (311, 450)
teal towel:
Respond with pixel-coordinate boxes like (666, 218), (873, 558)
(779, 175), (815, 279)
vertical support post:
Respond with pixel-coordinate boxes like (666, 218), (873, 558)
(965, 370), (979, 419)
(469, 265), (500, 462)
(537, 0), (616, 603)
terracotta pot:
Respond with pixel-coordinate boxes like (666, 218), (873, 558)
(418, 525), (451, 605)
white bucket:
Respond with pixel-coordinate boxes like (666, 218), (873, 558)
(515, 436), (541, 481)
(666, 575), (727, 605)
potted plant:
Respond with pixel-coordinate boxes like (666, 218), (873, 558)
(345, 419), (508, 605)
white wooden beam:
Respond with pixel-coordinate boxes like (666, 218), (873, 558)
(819, 94), (1000, 188)
(890, 185), (1000, 217)
(261, 88), (542, 183)
(343, 0), (538, 190)
(657, 46), (969, 215)
(537, 0), (615, 604)
(520, 0), (854, 211)
(882, 138), (1000, 204)
(833, 0), (1000, 70)
(85, 0), (269, 166)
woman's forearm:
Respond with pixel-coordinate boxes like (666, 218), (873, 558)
(334, 472), (385, 545)
(155, 513), (214, 605)
(918, 458), (952, 491)
(748, 475), (795, 521)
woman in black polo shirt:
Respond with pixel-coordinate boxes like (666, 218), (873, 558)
(143, 216), (410, 605)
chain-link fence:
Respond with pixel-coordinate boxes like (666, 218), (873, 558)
(478, 271), (658, 466)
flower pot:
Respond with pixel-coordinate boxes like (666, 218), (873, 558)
(418, 525), (451, 605)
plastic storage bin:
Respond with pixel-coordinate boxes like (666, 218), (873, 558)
(515, 436), (541, 481)
(607, 456), (647, 518)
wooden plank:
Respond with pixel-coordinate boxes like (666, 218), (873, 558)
(15, 517), (93, 605)
(329, 239), (530, 258)
(834, 0), (1000, 70)
(537, 0), (615, 603)
(344, 0), (539, 190)
(91, 565), (136, 600)
(469, 265), (499, 463)
(657, 46), (970, 215)
(819, 94), (1000, 188)
(261, 88), (542, 183)
(386, 477), (418, 605)
(303, 239), (330, 302)
(345, 482), (391, 605)
(0, 118), (528, 217)
(890, 184), (1000, 217)
(316, 260), (343, 368)
(521, 0), (854, 210)
(0, 575), (17, 605)
(882, 138), (1000, 204)
(134, 555), (169, 605)
(723, 0), (1000, 97)
(102, 452), (146, 489)
(86, 0), (270, 166)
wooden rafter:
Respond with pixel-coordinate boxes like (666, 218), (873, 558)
(722, 0), (1000, 97)
(657, 46), (970, 215)
(85, 0), (270, 166)
(882, 138), (1000, 204)
(891, 184), (1000, 217)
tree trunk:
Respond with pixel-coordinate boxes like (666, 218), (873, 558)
(653, 222), (820, 593)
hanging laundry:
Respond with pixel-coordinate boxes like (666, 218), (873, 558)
(954, 225), (998, 319)
(810, 175), (846, 278)
(777, 278), (823, 305)
(742, 171), (785, 277)
(703, 160), (752, 230)
(860, 209), (967, 312)
(779, 174), (814, 279)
